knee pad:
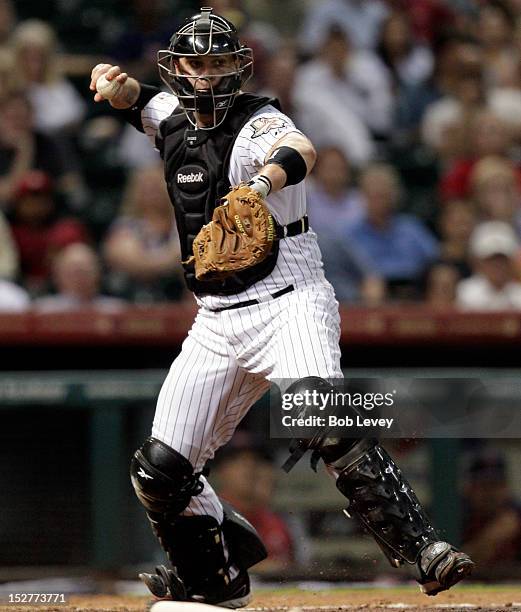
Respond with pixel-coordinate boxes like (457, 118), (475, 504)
(130, 436), (203, 515)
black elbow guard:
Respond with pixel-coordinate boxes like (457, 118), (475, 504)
(266, 145), (308, 186)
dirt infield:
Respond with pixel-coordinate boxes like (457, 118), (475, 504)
(1, 585), (521, 612)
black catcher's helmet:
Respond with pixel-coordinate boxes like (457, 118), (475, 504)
(158, 7), (253, 129)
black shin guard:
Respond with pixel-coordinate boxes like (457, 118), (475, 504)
(131, 438), (231, 596)
(279, 379), (439, 567)
(333, 442), (438, 567)
(131, 437), (267, 601)
(328, 440), (474, 593)
(154, 514), (230, 595)
(279, 372), (474, 592)
(141, 504), (266, 604)
(149, 505), (267, 595)
(221, 499), (268, 570)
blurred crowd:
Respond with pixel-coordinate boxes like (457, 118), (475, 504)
(3, 0), (521, 311)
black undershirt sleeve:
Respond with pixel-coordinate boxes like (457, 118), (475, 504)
(118, 84), (161, 133)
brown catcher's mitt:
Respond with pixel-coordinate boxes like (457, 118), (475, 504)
(185, 184), (275, 281)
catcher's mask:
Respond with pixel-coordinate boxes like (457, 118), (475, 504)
(158, 6), (253, 129)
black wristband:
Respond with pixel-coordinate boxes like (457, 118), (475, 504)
(119, 84), (161, 133)
(265, 146), (308, 186)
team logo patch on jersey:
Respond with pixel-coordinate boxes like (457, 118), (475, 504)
(175, 164), (208, 193)
(250, 116), (289, 139)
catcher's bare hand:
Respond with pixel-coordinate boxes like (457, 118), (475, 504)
(89, 63), (135, 108)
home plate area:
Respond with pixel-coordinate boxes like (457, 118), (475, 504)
(2, 585), (521, 612)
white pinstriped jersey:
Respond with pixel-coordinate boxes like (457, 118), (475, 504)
(141, 92), (329, 310)
(141, 92), (343, 525)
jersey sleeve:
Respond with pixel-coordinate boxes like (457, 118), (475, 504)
(141, 91), (179, 147)
(234, 106), (303, 171)
(228, 106), (307, 225)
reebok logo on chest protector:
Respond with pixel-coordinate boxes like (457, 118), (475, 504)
(178, 172), (204, 183)
(175, 164), (209, 193)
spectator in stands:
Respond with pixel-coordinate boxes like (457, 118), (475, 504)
(438, 199), (476, 278)
(117, 122), (161, 170)
(0, 0), (16, 46)
(243, 1), (306, 41)
(0, 278), (29, 311)
(299, 0), (389, 53)
(0, 163), (31, 312)
(306, 146), (364, 234)
(103, 165), (184, 303)
(457, 221), (521, 310)
(477, 0), (517, 88)
(469, 156), (521, 236)
(294, 27), (391, 164)
(421, 38), (486, 160)
(462, 449), (521, 566)
(259, 45), (298, 117)
(0, 208), (18, 281)
(376, 10), (433, 91)
(306, 25), (393, 137)
(395, 33), (482, 145)
(9, 170), (89, 294)
(387, 0), (455, 45)
(344, 163), (439, 299)
(213, 435), (300, 571)
(109, 0), (180, 85)
(440, 110), (515, 201)
(424, 262), (460, 309)
(210, 0), (282, 91)
(12, 20), (86, 138)
(321, 236), (387, 305)
(306, 147), (385, 304)
(487, 56), (521, 139)
(0, 90), (86, 211)
(422, 37), (521, 168)
(0, 47), (20, 92)
(507, 0), (521, 15)
(0, 91), (39, 209)
(34, 242), (124, 312)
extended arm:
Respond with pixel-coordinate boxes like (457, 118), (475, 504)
(89, 64), (140, 109)
(89, 63), (175, 139)
(251, 132), (316, 197)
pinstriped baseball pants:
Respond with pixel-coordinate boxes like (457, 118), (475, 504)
(151, 282), (342, 522)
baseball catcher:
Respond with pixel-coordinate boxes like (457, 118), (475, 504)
(89, 6), (474, 607)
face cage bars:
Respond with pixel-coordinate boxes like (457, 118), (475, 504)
(157, 47), (253, 129)
(180, 6), (234, 56)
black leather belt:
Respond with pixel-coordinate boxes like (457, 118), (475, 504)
(213, 284), (294, 312)
(275, 215), (309, 239)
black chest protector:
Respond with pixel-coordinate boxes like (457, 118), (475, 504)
(157, 93), (281, 296)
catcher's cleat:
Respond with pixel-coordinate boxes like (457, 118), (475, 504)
(139, 565), (187, 600)
(417, 542), (475, 596)
(140, 564), (252, 609)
